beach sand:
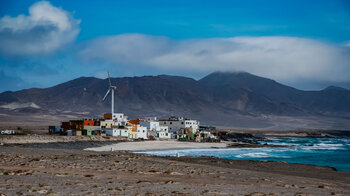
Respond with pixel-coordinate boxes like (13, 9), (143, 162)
(85, 140), (228, 151)
(0, 136), (349, 195)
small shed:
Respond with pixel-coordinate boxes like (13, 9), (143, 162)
(67, 130), (73, 136)
(73, 130), (82, 136)
(82, 129), (92, 136)
(49, 126), (55, 134)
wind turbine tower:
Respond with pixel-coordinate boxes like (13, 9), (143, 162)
(103, 72), (117, 114)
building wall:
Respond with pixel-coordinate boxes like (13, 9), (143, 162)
(159, 126), (168, 132)
(184, 120), (199, 131)
(104, 113), (112, 120)
(100, 120), (114, 128)
(159, 120), (184, 132)
(159, 119), (199, 132)
(84, 120), (95, 126)
(67, 130), (73, 136)
(128, 132), (137, 139)
(113, 113), (127, 122)
(84, 125), (100, 131)
(105, 129), (117, 136)
(157, 131), (171, 139)
(128, 119), (140, 125)
(137, 125), (148, 139)
(140, 121), (160, 131)
(119, 129), (129, 137)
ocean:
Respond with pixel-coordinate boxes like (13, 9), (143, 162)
(135, 137), (350, 171)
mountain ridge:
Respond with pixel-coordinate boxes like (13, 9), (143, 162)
(1, 72), (350, 129)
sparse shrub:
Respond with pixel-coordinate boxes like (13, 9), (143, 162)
(163, 170), (173, 174)
(39, 183), (48, 187)
(14, 130), (30, 135)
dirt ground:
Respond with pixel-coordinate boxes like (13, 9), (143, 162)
(0, 142), (349, 196)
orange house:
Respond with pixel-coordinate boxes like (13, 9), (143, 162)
(128, 119), (140, 125)
(84, 120), (95, 126)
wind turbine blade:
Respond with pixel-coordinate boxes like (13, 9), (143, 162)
(108, 72), (112, 87)
(102, 89), (110, 101)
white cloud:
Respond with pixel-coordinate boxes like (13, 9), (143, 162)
(0, 1), (80, 56)
(79, 34), (350, 83)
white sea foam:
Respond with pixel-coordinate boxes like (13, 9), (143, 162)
(300, 143), (345, 150)
(236, 152), (270, 158)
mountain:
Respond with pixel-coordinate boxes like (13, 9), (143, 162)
(1, 72), (350, 130)
(199, 72), (350, 115)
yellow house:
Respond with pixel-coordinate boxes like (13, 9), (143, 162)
(128, 125), (138, 139)
(100, 120), (114, 128)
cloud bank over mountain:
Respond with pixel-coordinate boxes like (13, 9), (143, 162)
(79, 34), (350, 84)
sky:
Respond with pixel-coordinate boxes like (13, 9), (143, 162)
(0, 0), (350, 92)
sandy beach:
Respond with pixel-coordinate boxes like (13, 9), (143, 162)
(85, 140), (228, 151)
(1, 142), (350, 195)
(1, 134), (350, 195)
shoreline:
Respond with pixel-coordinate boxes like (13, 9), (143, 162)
(84, 140), (229, 151)
(1, 144), (349, 195)
(84, 140), (288, 152)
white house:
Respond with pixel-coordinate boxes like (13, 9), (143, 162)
(112, 113), (128, 122)
(104, 127), (129, 137)
(159, 126), (168, 132)
(140, 120), (170, 139)
(157, 131), (171, 139)
(105, 128), (117, 136)
(159, 117), (199, 133)
(137, 125), (148, 139)
(184, 120), (199, 131)
(140, 121), (160, 131)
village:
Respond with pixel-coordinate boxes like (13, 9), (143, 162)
(0, 114), (219, 143)
(48, 73), (218, 142)
(49, 114), (218, 142)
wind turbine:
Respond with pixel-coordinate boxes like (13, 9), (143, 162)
(103, 72), (117, 114)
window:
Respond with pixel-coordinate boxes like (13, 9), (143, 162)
(143, 130), (145, 133)
(181, 122), (184, 124)
(170, 122), (172, 124)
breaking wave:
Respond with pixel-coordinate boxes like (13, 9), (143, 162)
(138, 137), (350, 171)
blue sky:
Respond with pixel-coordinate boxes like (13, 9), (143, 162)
(0, 0), (350, 92)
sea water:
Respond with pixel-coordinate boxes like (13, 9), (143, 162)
(135, 137), (350, 171)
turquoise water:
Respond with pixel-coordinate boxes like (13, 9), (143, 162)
(135, 137), (350, 171)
